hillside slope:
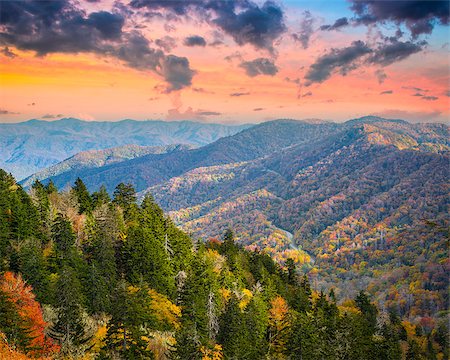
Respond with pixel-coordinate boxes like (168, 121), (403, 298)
(0, 118), (249, 179)
(21, 144), (192, 189)
(140, 120), (449, 320)
(32, 119), (340, 192)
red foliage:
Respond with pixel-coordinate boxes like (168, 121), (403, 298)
(0, 272), (60, 357)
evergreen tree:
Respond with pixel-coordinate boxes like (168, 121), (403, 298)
(49, 266), (91, 356)
(92, 185), (111, 208)
(73, 177), (93, 214)
(102, 280), (155, 359)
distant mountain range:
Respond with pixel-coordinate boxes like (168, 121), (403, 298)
(14, 116), (450, 316)
(0, 118), (249, 180)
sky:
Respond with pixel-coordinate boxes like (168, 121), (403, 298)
(0, 0), (449, 124)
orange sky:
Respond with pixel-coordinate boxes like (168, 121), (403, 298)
(0, 0), (448, 124)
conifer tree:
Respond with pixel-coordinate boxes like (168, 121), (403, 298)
(49, 266), (91, 356)
(73, 177), (93, 214)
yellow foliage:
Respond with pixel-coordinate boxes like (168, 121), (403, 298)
(239, 288), (253, 310)
(91, 324), (107, 353)
(200, 344), (224, 360)
(204, 249), (225, 274)
(219, 288), (231, 302)
(148, 289), (181, 330)
(402, 320), (416, 339)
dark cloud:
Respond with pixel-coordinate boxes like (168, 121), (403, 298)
(0, 108), (20, 115)
(230, 92), (250, 97)
(212, 1), (286, 52)
(41, 113), (64, 119)
(374, 69), (387, 83)
(320, 17), (349, 31)
(192, 87), (215, 94)
(350, 0), (449, 38)
(197, 111), (221, 116)
(305, 38), (425, 85)
(302, 91), (313, 97)
(157, 55), (196, 92)
(412, 93), (424, 97)
(422, 96), (438, 101)
(130, 0), (286, 52)
(445, 90), (450, 97)
(292, 11), (314, 49)
(367, 40), (425, 66)
(239, 58), (278, 77)
(253, 108), (264, 111)
(183, 35), (207, 47)
(1, 46), (17, 58)
(0, 0), (195, 92)
(402, 86), (429, 93)
(155, 36), (177, 52)
(380, 90), (393, 95)
(304, 40), (372, 85)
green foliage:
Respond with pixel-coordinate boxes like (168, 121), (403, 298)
(0, 171), (448, 359)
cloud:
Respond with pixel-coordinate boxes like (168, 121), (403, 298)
(230, 92), (250, 97)
(374, 69), (387, 83)
(302, 91), (313, 97)
(350, 0), (449, 38)
(292, 11), (314, 49)
(197, 111), (221, 116)
(372, 109), (444, 123)
(166, 107), (221, 120)
(304, 40), (372, 85)
(0, 108), (20, 115)
(130, 0), (286, 52)
(155, 36), (177, 52)
(380, 90), (393, 95)
(183, 35), (206, 47)
(1, 46), (16, 58)
(402, 86), (429, 93)
(305, 39), (425, 85)
(320, 17), (349, 31)
(0, 0), (195, 92)
(41, 113), (64, 119)
(367, 40), (425, 66)
(412, 93), (424, 97)
(422, 96), (438, 101)
(239, 58), (278, 77)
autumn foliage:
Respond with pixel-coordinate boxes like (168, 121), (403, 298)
(0, 272), (59, 357)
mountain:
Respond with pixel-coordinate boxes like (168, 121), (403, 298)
(21, 143), (193, 189)
(24, 116), (449, 319)
(137, 118), (448, 319)
(0, 118), (250, 180)
(26, 119), (341, 192)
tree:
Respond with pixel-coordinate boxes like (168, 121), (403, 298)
(113, 183), (137, 220)
(73, 177), (93, 214)
(102, 280), (155, 359)
(92, 185), (111, 208)
(48, 266), (91, 356)
(0, 272), (58, 356)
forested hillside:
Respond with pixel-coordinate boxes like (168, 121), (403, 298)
(24, 117), (449, 325)
(1, 170), (448, 359)
(142, 120), (449, 323)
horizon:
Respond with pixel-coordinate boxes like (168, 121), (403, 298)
(1, 114), (448, 127)
(1, 0), (449, 124)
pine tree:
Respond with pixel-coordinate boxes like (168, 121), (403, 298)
(48, 266), (91, 356)
(102, 280), (155, 359)
(92, 185), (111, 208)
(73, 177), (93, 214)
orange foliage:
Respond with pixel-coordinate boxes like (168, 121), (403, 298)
(0, 272), (59, 357)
